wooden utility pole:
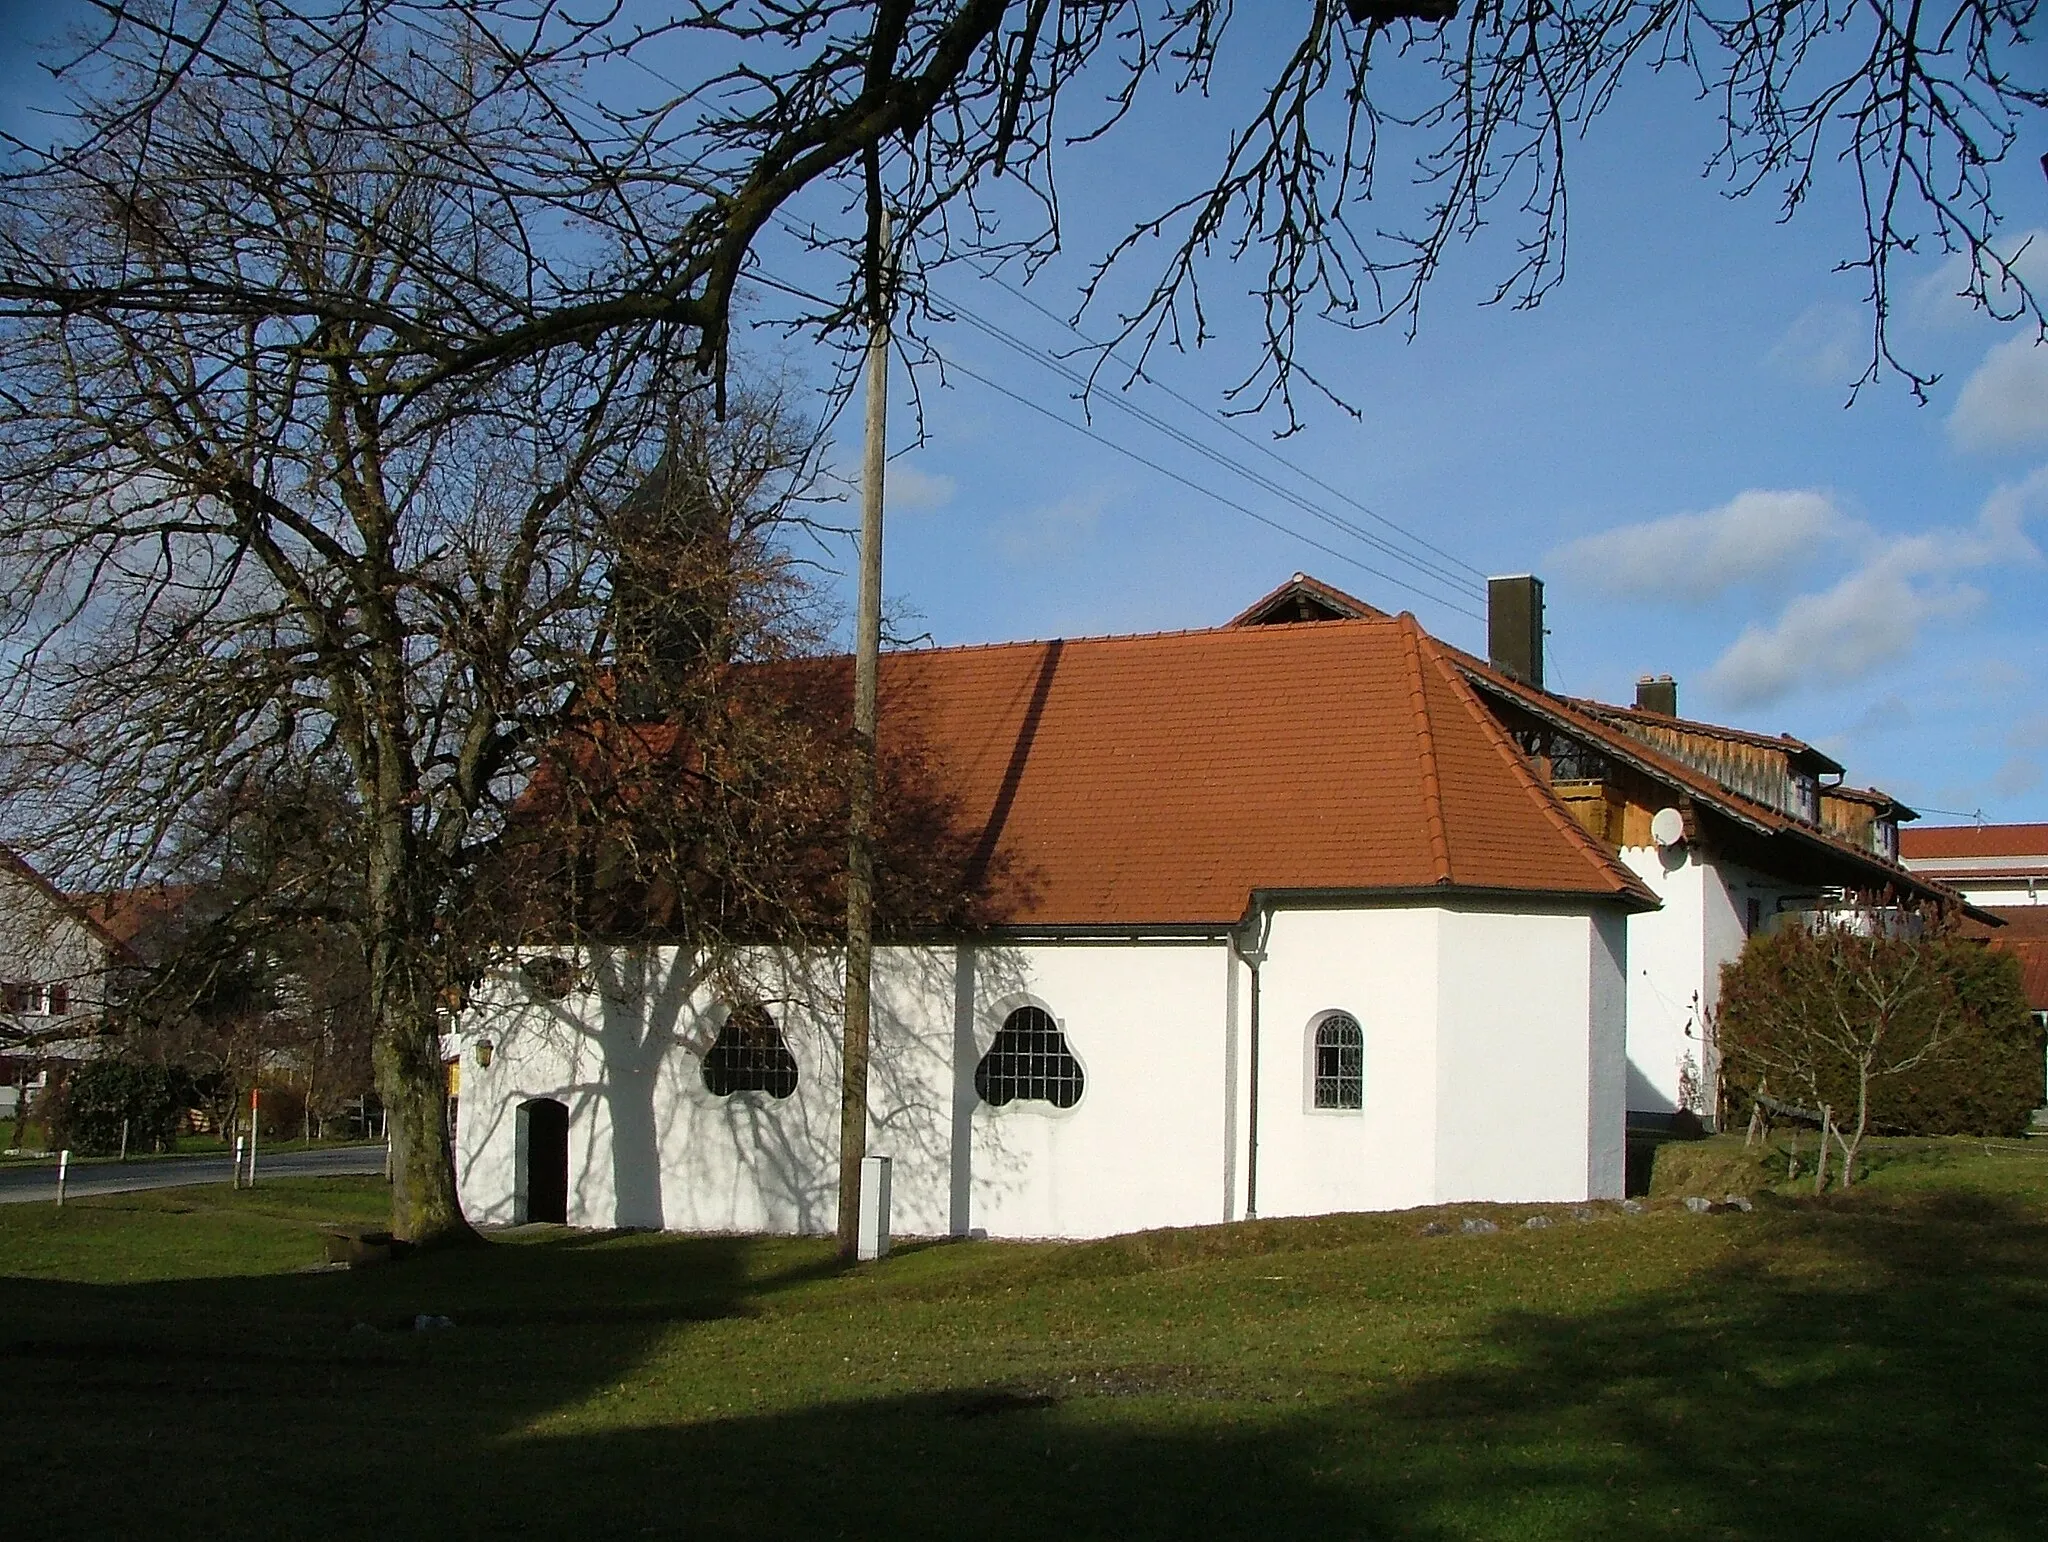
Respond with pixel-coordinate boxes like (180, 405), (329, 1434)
(838, 207), (891, 1259)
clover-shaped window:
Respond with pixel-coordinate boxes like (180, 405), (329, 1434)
(702, 1003), (799, 1098)
(975, 1004), (1084, 1109)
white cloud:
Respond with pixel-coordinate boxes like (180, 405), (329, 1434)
(995, 490), (1106, 561)
(1768, 304), (1867, 385)
(1704, 469), (2047, 707)
(1948, 333), (2048, 453)
(1913, 229), (2048, 331)
(1550, 489), (1859, 603)
(1706, 570), (1982, 706)
(885, 460), (956, 514)
(1992, 755), (2043, 798)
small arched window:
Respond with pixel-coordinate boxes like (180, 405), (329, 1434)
(1311, 1012), (1363, 1110)
(702, 1003), (799, 1098)
(975, 1005), (1085, 1109)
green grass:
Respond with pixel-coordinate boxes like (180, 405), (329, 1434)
(4, 1140), (2047, 1540)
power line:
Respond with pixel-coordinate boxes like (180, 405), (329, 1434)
(938, 354), (1487, 623)
(616, 45), (1491, 601)
(760, 211), (1489, 603)
(965, 266), (1489, 583)
(744, 263), (1482, 615)
(935, 297), (1486, 605)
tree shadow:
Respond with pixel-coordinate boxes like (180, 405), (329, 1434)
(6, 1192), (2047, 1539)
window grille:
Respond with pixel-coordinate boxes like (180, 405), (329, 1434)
(974, 1005), (1085, 1109)
(1312, 1012), (1363, 1110)
(702, 1004), (799, 1098)
(520, 956), (576, 1000)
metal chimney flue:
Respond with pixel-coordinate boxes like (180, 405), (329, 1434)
(1635, 674), (1678, 717)
(1487, 575), (1544, 689)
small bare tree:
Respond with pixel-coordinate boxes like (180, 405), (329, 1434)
(1716, 909), (1962, 1190)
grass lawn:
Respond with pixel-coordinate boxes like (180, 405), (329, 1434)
(3, 1138), (2045, 1540)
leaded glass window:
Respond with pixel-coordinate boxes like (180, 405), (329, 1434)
(975, 1005), (1085, 1109)
(1312, 1012), (1363, 1110)
(702, 1004), (799, 1098)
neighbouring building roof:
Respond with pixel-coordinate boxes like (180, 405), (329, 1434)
(1437, 645), (1976, 913)
(0, 847), (137, 962)
(1561, 697), (1847, 778)
(869, 613), (1656, 929)
(1900, 823), (2048, 863)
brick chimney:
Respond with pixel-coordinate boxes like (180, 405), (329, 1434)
(1487, 575), (1544, 689)
(1634, 674), (1677, 716)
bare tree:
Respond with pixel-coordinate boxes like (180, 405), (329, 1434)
(6, 1), (2037, 425)
(0, 1), (2036, 1238)
(0, 29), (838, 1241)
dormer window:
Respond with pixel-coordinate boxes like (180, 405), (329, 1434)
(1791, 773), (1819, 824)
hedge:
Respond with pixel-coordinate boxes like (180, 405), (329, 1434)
(1717, 929), (2042, 1138)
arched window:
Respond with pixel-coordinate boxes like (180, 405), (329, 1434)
(1311, 1012), (1363, 1110)
(702, 1004), (799, 1098)
(974, 1005), (1085, 1109)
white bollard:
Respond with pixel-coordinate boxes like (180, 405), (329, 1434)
(55, 1149), (68, 1207)
(857, 1153), (892, 1261)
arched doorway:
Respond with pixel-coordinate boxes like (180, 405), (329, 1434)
(517, 1098), (569, 1225)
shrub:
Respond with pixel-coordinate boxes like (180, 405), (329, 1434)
(48, 1060), (197, 1155)
(1718, 926), (2041, 1141)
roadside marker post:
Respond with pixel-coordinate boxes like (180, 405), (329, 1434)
(233, 1135), (245, 1190)
(55, 1148), (68, 1207)
(119, 1117), (129, 1163)
(247, 1086), (258, 1188)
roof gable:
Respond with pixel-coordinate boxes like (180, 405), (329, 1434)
(1227, 573), (1388, 627)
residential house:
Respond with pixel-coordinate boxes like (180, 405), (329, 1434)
(0, 848), (130, 1122)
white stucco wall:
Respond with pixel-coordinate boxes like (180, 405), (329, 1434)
(456, 898), (1632, 1240)
(1618, 845), (1811, 1118)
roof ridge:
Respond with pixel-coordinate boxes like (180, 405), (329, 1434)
(852, 613), (1403, 665)
(1563, 695), (1833, 760)
(1416, 636), (1658, 905)
(1398, 617), (1454, 885)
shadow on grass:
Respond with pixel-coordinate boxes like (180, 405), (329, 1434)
(4, 1193), (2047, 1540)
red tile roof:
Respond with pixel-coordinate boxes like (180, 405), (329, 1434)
(1901, 823), (2048, 861)
(873, 614), (1655, 928)
(1992, 940), (2048, 1011)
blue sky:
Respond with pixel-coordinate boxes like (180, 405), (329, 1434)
(4, 4), (2042, 823)
(770, 39), (2048, 828)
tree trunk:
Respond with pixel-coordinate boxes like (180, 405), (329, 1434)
(1813, 1105), (1832, 1194)
(364, 809), (473, 1246)
(370, 987), (468, 1245)
(1840, 1064), (1873, 1189)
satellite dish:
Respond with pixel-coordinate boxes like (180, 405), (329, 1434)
(1651, 807), (1687, 849)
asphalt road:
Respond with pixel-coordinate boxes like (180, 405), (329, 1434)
(0, 1142), (387, 1204)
